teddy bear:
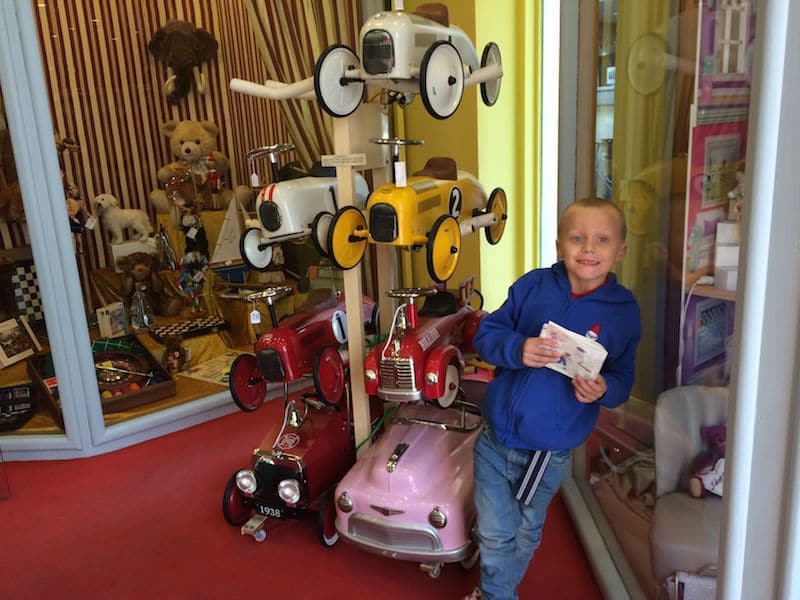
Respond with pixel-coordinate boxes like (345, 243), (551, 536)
(116, 252), (184, 318)
(149, 119), (252, 214)
(688, 424), (726, 498)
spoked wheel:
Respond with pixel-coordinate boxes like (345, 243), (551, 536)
(485, 187), (508, 245)
(240, 227), (273, 271)
(328, 206), (368, 270)
(427, 214), (462, 283)
(314, 44), (364, 118)
(313, 345), (346, 406)
(316, 489), (340, 547)
(479, 42), (502, 106)
(420, 41), (464, 120)
(229, 354), (267, 412)
(311, 211), (334, 258)
(436, 363), (461, 409)
(222, 471), (253, 526)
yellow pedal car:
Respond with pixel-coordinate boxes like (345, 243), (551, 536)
(327, 155), (507, 283)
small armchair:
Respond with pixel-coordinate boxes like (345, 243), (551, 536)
(649, 385), (728, 584)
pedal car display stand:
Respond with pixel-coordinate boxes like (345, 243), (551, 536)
(328, 116), (372, 452)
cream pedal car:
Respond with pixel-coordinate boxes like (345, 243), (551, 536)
(239, 142), (369, 271)
(229, 3), (502, 120)
(327, 152), (507, 283)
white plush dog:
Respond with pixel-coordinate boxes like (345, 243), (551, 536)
(93, 194), (153, 244)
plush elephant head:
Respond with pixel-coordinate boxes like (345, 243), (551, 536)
(148, 20), (218, 104)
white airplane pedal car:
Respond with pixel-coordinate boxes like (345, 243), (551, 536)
(230, 3), (502, 120)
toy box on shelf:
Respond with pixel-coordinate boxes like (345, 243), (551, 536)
(27, 335), (176, 416)
(0, 382), (37, 432)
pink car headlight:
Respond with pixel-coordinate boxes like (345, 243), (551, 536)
(337, 491), (353, 512)
(428, 506), (447, 529)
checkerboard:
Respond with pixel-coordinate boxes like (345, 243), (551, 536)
(148, 315), (229, 344)
(12, 263), (43, 322)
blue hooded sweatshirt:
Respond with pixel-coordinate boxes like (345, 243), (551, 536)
(473, 261), (641, 451)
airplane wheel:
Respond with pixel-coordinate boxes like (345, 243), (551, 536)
(479, 42), (502, 106)
(222, 471), (253, 526)
(316, 489), (340, 547)
(427, 214), (461, 283)
(314, 44), (364, 118)
(311, 211), (334, 258)
(313, 345), (346, 406)
(240, 227), (273, 271)
(485, 187), (508, 245)
(229, 354), (267, 412)
(436, 363), (461, 409)
(419, 41), (464, 120)
(328, 206), (368, 270)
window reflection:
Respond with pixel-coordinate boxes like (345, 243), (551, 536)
(582, 0), (754, 595)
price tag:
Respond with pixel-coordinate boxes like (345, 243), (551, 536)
(250, 309), (261, 324)
(84, 216), (97, 230)
(394, 161), (407, 187)
(192, 270), (205, 282)
(186, 227), (198, 240)
(250, 171), (260, 187)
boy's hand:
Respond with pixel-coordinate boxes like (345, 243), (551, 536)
(573, 374), (606, 403)
(522, 337), (561, 368)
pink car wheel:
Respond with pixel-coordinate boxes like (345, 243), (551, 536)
(229, 354), (267, 412)
(313, 345), (346, 406)
(222, 471), (252, 526)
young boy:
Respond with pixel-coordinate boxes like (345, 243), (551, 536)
(467, 198), (642, 600)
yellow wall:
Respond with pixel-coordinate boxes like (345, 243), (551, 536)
(401, 1), (541, 310)
(402, 0), (479, 293)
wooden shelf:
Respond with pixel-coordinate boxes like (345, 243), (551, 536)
(694, 284), (736, 302)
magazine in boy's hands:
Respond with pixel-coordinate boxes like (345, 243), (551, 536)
(539, 321), (608, 380)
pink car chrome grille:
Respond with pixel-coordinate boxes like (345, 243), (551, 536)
(379, 358), (415, 390)
(349, 514), (441, 551)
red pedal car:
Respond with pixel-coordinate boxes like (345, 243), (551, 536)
(364, 287), (485, 407)
(228, 285), (377, 411)
(222, 285), (379, 544)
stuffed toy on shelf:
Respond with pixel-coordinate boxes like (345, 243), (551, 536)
(149, 119), (252, 215)
(116, 252), (184, 324)
(688, 424), (726, 498)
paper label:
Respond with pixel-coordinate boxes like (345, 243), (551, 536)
(394, 162), (407, 187)
(250, 309), (261, 324)
(321, 153), (367, 167)
(84, 216), (97, 230)
(186, 227), (198, 240)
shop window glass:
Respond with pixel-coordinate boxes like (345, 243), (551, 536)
(578, 0), (755, 594)
(17, 1), (365, 433)
(0, 87), (60, 436)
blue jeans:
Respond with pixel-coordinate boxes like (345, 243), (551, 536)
(473, 423), (571, 600)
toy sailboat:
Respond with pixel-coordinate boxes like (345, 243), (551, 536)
(209, 198), (250, 283)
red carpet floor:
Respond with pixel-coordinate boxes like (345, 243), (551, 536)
(0, 401), (603, 599)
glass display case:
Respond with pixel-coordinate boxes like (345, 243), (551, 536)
(570, 0), (755, 596)
(0, 0), (369, 460)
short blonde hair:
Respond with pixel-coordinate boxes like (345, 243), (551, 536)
(558, 197), (627, 241)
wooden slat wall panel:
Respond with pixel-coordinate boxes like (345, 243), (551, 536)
(0, 0), (287, 309)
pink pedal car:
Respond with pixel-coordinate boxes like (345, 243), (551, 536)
(334, 287), (487, 578)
